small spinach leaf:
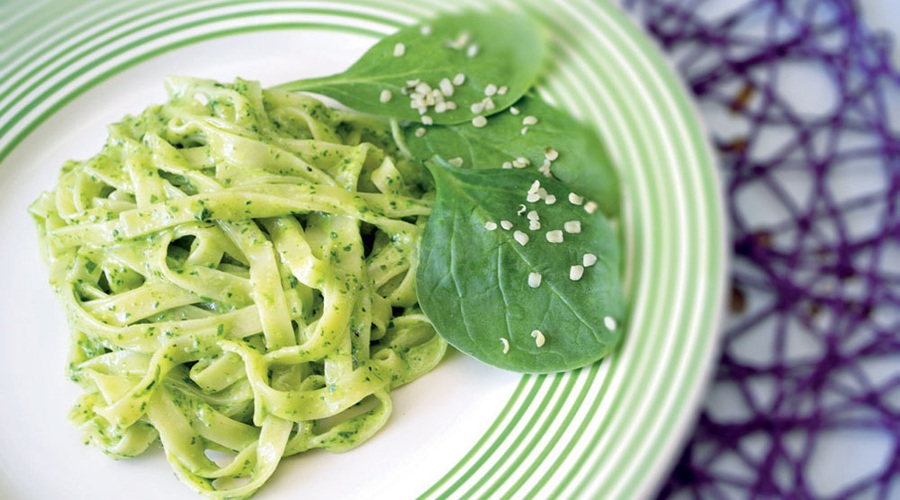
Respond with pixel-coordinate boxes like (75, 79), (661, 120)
(416, 160), (624, 373)
(278, 10), (548, 125)
(404, 93), (620, 217)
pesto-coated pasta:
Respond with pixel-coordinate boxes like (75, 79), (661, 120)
(30, 77), (446, 498)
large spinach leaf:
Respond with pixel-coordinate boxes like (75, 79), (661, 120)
(278, 10), (547, 125)
(403, 93), (621, 217)
(416, 160), (624, 373)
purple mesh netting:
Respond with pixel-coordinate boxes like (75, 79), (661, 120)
(619, 0), (900, 498)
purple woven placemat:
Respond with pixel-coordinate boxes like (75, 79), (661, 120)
(619, 0), (900, 498)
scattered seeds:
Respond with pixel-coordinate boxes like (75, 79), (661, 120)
(569, 193), (584, 205)
(528, 272), (542, 288)
(526, 210), (539, 221)
(502, 161), (513, 169)
(470, 101), (485, 114)
(523, 115), (539, 125)
(500, 337), (510, 354)
(415, 127), (427, 137)
(517, 204), (527, 215)
(500, 220), (513, 230)
(448, 157), (464, 167)
(485, 83), (498, 96)
(453, 73), (466, 86)
(510, 106), (520, 115)
(498, 85), (508, 95)
(420, 24), (432, 36)
(545, 148), (559, 161)
(466, 43), (479, 57)
(584, 201), (599, 214)
(472, 115), (488, 128)
(379, 89), (392, 103)
(484, 221), (498, 230)
(422, 115), (434, 125)
(583, 253), (598, 267)
(544, 194), (557, 205)
(521, 127), (529, 135)
(529, 220), (541, 231)
(393, 43), (406, 57)
(538, 162), (553, 177)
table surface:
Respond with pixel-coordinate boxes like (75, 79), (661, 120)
(615, 0), (900, 498)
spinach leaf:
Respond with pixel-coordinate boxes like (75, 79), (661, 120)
(404, 93), (621, 217)
(416, 160), (624, 373)
(277, 10), (548, 125)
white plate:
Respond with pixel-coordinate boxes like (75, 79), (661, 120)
(0, 1), (726, 498)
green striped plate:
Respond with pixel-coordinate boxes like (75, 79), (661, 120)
(0, 0), (727, 498)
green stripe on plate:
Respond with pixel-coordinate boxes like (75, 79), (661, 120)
(0, 6), (403, 164)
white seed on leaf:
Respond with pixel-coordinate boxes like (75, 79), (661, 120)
(564, 220), (582, 233)
(546, 230), (564, 243)
(531, 330), (546, 347)
(523, 115), (539, 125)
(379, 89), (392, 103)
(393, 43), (406, 57)
(472, 115), (488, 128)
(415, 127), (426, 137)
(528, 272), (542, 288)
(453, 73), (466, 85)
(500, 338), (510, 353)
(570, 265), (584, 281)
(484, 221), (498, 230)
(439, 78), (454, 96)
(604, 316), (617, 331)
(500, 220), (513, 230)
(583, 253), (598, 267)
(448, 157), (464, 167)
(585, 201), (599, 214)
(513, 231), (529, 246)
(569, 193), (584, 205)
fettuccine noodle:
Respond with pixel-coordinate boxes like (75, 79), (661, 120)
(30, 77), (446, 498)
